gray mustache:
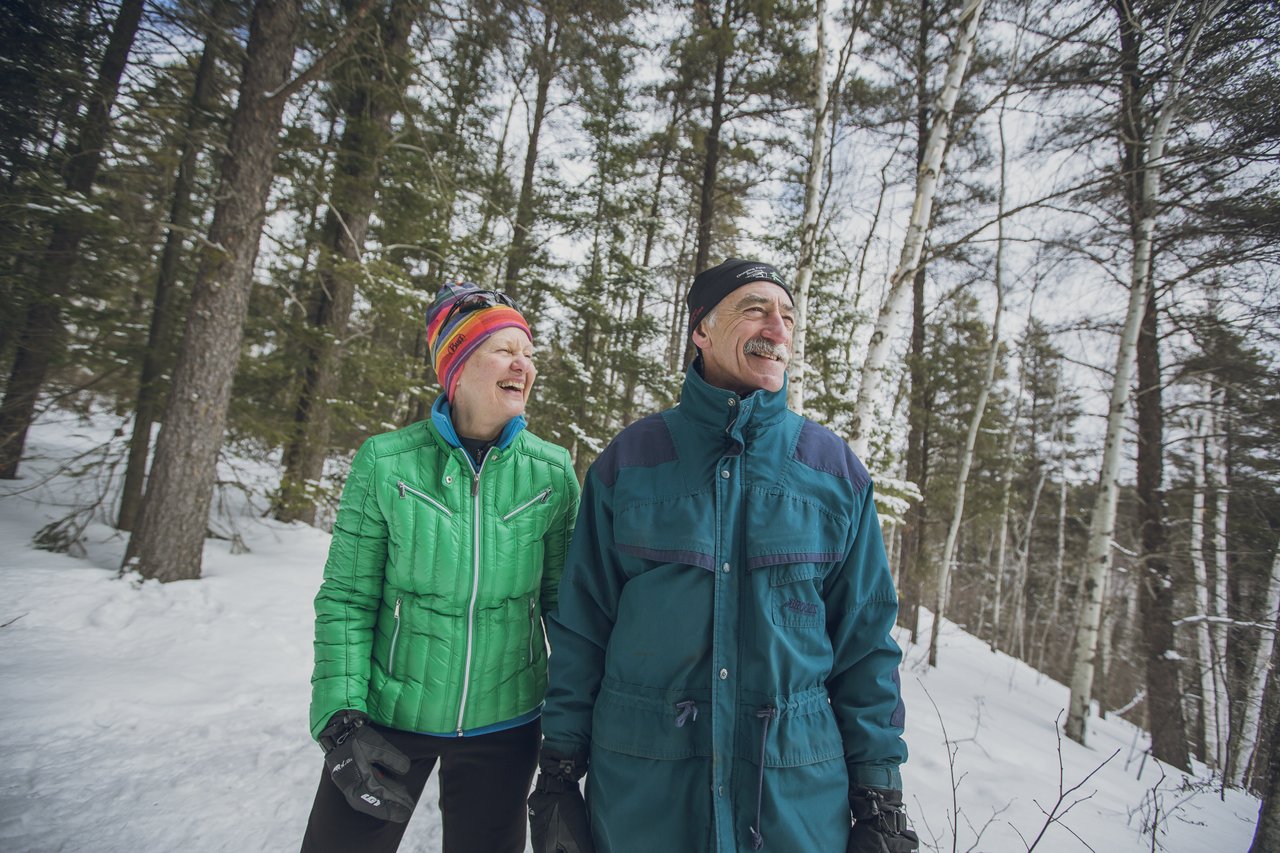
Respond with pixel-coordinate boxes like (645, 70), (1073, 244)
(743, 338), (790, 363)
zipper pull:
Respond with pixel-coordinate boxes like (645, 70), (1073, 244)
(539, 487), (551, 504)
(394, 599), (401, 618)
(397, 481), (406, 498)
(471, 475), (479, 497)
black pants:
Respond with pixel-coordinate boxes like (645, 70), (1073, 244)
(299, 717), (540, 853)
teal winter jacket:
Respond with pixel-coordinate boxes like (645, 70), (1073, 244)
(310, 398), (580, 739)
(542, 366), (907, 852)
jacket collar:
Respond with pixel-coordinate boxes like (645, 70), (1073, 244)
(430, 395), (526, 456)
(677, 361), (788, 446)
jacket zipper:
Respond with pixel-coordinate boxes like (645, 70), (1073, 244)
(456, 451), (490, 735)
(397, 480), (454, 517)
(502, 487), (552, 522)
(528, 597), (537, 664)
(388, 597), (402, 677)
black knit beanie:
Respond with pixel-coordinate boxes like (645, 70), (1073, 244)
(686, 258), (791, 339)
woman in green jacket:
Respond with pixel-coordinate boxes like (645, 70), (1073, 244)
(300, 283), (580, 853)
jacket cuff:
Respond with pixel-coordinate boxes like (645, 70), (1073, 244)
(847, 761), (902, 791)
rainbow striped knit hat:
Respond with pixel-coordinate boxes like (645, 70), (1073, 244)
(425, 282), (531, 400)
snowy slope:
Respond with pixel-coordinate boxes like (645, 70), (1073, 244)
(0, 413), (1261, 852)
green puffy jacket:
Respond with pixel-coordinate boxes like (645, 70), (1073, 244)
(310, 399), (580, 739)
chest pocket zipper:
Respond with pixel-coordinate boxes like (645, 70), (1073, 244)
(388, 597), (402, 677)
(503, 487), (552, 522)
(398, 480), (454, 517)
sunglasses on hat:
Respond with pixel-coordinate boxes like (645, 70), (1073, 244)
(436, 288), (521, 334)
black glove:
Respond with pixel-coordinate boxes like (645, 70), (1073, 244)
(318, 710), (415, 823)
(847, 787), (919, 853)
(527, 747), (593, 853)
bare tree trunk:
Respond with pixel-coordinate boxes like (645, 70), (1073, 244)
(1209, 389), (1232, 760)
(0, 0), (145, 478)
(989, 425), (1015, 656)
(1233, 544), (1280, 788)
(786, 0), (828, 414)
(1134, 281), (1191, 771)
(895, 0), (936, 643)
(1009, 462), (1047, 659)
(1065, 0), (1220, 746)
(118, 2), (230, 530)
(276, 0), (417, 525)
(680, 0), (733, 372)
(1035, 432), (1070, 675)
(1249, 635), (1280, 851)
(925, 65), (1001, 667)
(124, 0), (302, 582)
(502, 11), (559, 302)
(1189, 407), (1226, 768)
(849, 0), (986, 460)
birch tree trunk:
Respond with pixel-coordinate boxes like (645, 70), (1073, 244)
(988, 425), (1015, 655)
(1064, 0), (1223, 746)
(1190, 410), (1222, 767)
(849, 0), (986, 460)
(786, 0), (828, 415)
(1009, 463), (1047, 659)
(124, 0), (302, 582)
(926, 78), (1002, 667)
(1209, 391), (1232, 761)
(1231, 541), (1280, 788)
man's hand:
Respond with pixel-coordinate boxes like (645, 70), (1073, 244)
(528, 748), (593, 853)
(847, 787), (919, 853)
(319, 710), (415, 823)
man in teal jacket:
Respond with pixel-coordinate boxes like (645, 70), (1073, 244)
(529, 259), (918, 852)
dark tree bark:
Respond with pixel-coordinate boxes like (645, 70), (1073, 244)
(502, 8), (559, 302)
(1135, 282), (1191, 771)
(0, 0), (144, 478)
(118, 2), (233, 531)
(1249, 639), (1280, 851)
(899, 264), (929, 641)
(1118, 0), (1189, 770)
(125, 0), (302, 582)
(680, 0), (732, 371)
(275, 0), (418, 525)
(894, 0), (936, 639)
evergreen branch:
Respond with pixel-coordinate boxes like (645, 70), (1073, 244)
(268, 0), (381, 104)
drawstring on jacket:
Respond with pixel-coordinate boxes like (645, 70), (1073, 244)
(674, 700), (699, 728)
(748, 705), (777, 850)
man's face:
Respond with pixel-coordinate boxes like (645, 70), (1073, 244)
(692, 281), (794, 395)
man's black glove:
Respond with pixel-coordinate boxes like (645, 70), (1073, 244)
(318, 710), (415, 823)
(847, 787), (919, 853)
(528, 747), (593, 853)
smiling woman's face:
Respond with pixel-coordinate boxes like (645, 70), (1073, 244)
(691, 281), (795, 395)
(450, 326), (536, 440)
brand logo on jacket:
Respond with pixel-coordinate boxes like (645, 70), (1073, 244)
(782, 599), (819, 617)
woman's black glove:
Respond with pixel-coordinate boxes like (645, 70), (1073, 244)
(527, 747), (593, 853)
(847, 787), (920, 853)
(318, 710), (415, 823)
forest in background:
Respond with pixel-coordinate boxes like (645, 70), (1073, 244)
(2, 0), (1278, 845)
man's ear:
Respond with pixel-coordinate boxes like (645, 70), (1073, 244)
(691, 320), (712, 350)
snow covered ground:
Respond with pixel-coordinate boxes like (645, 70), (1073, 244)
(0, 411), (1262, 852)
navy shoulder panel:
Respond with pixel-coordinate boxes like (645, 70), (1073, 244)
(792, 420), (870, 492)
(594, 412), (677, 488)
